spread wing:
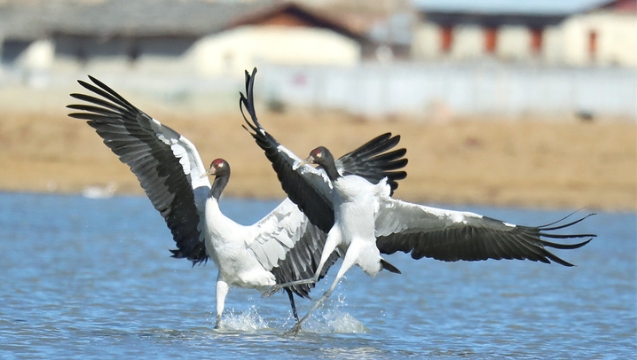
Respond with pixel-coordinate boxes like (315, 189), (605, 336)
(375, 198), (596, 266)
(240, 68), (408, 233)
(68, 76), (210, 264)
(246, 198), (342, 298)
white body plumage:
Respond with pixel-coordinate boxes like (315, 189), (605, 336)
(331, 175), (389, 277)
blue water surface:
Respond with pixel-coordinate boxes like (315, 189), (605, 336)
(0, 192), (634, 359)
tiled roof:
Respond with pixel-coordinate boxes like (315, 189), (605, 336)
(0, 0), (274, 39)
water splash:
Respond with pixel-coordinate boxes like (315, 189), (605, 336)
(300, 295), (367, 334)
(309, 309), (367, 334)
(217, 306), (269, 332)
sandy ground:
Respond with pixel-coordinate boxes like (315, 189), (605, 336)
(1, 99), (635, 212)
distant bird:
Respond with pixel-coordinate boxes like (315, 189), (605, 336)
(67, 73), (407, 329)
(242, 82), (596, 336)
(82, 182), (117, 199)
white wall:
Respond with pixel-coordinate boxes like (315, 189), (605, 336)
(558, 11), (637, 66)
(411, 22), (440, 59)
(414, 23), (533, 61)
(189, 26), (361, 77)
(450, 25), (483, 59)
(542, 25), (564, 64)
(17, 39), (54, 70)
(10, 39), (54, 87)
(497, 25), (531, 61)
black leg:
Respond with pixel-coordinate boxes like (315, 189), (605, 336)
(285, 288), (300, 323)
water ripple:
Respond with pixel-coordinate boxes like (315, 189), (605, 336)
(0, 193), (634, 358)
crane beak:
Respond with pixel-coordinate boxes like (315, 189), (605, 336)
(293, 156), (314, 170)
(201, 167), (216, 178)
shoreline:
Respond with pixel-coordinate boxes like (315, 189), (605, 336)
(1, 110), (635, 212)
(4, 189), (635, 214)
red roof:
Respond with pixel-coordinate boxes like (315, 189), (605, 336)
(598, 0), (637, 12)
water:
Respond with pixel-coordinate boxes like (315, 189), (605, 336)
(0, 192), (635, 358)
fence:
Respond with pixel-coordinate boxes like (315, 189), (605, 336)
(2, 62), (636, 119)
(258, 63), (637, 119)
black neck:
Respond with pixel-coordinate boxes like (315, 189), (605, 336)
(320, 161), (341, 182)
(210, 174), (229, 200)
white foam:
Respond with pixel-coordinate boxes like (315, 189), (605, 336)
(301, 296), (367, 334)
(210, 296), (367, 334)
(217, 306), (269, 332)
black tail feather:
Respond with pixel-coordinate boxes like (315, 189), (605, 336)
(381, 259), (402, 274)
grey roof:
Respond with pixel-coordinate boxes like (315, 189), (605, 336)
(0, 0), (276, 40)
(412, 0), (612, 15)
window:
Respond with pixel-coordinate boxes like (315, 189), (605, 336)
(588, 30), (597, 61)
(530, 28), (543, 55)
(484, 27), (498, 54)
(440, 25), (453, 54)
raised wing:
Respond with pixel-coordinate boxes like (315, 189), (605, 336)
(375, 198), (595, 266)
(68, 76), (210, 264)
(337, 133), (407, 195)
(247, 198), (342, 298)
(240, 68), (408, 233)
(240, 69), (334, 233)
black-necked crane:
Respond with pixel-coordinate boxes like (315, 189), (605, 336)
(241, 72), (596, 335)
(67, 73), (407, 329)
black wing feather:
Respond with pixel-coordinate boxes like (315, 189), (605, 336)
(241, 69), (335, 233)
(240, 67), (408, 231)
(376, 206), (595, 267)
(270, 222), (342, 298)
(338, 133), (408, 195)
(68, 76), (207, 264)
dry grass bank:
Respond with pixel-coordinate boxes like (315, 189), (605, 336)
(0, 107), (635, 211)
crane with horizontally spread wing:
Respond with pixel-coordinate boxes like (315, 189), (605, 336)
(241, 69), (596, 335)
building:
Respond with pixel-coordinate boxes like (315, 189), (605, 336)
(0, 0), (367, 79)
(412, 0), (637, 66)
(558, 0), (637, 66)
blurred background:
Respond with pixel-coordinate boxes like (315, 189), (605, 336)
(2, 3), (635, 357)
(0, 0), (635, 210)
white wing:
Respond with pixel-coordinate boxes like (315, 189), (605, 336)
(246, 198), (341, 298)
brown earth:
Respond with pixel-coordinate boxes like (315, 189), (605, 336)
(0, 106), (635, 211)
